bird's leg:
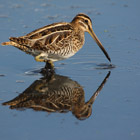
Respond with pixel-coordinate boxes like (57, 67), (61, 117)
(35, 55), (55, 76)
(35, 55), (45, 62)
(35, 55), (54, 69)
(40, 60), (55, 76)
(45, 60), (54, 70)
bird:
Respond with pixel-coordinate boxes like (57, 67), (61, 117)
(1, 13), (111, 70)
(2, 71), (111, 120)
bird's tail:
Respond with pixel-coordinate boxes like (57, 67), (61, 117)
(1, 37), (30, 52)
(1, 41), (13, 46)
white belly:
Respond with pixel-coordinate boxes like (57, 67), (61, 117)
(35, 51), (76, 62)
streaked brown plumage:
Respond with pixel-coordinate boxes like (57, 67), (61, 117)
(1, 13), (111, 69)
(2, 72), (110, 120)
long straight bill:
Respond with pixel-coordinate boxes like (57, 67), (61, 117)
(89, 28), (111, 62)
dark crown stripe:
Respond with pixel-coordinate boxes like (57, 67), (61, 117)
(71, 13), (92, 23)
(76, 13), (91, 20)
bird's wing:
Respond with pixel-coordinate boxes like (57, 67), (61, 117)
(27, 23), (73, 51)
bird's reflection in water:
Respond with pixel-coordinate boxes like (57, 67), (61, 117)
(3, 71), (110, 120)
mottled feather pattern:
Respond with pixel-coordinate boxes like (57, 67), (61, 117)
(3, 85), (84, 112)
(26, 23), (73, 39)
(1, 13), (111, 63)
(25, 23), (75, 56)
(10, 37), (31, 47)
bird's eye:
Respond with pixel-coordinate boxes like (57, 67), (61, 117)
(84, 20), (88, 23)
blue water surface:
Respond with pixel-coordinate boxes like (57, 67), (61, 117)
(0, 0), (140, 140)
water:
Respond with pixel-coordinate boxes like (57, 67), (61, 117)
(0, 0), (140, 140)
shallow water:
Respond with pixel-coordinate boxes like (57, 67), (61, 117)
(0, 0), (140, 140)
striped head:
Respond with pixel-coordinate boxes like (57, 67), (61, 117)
(71, 13), (111, 62)
(71, 13), (93, 32)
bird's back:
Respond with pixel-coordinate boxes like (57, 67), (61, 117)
(1, 20), (86, 63)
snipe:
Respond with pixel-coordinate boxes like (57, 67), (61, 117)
(1, 13), (111, 70)
(2, 72), (111, 120)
